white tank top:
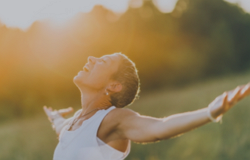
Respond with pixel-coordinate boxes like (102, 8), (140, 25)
(53, 106), (131, 160)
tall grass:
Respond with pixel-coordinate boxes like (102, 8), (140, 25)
(1, 72), (250, 160)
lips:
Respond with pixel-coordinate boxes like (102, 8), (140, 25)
(83, 67), (89, 72)
(83, 64), (90, 72)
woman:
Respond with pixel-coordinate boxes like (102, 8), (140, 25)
(44, 52), (250, 160)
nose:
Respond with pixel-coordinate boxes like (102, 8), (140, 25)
(88, 56), (97, 64)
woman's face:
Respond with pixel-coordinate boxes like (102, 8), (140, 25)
(73, 53), (121, 90)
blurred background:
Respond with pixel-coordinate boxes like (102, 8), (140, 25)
(1, 0), (250, 159)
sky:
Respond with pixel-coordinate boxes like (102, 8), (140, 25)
(0, 0), (248, 30)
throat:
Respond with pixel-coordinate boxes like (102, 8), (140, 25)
(80, 90), (112, 111)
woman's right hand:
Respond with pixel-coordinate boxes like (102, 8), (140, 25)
(43, 106), (74, 122)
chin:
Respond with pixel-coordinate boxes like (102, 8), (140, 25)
(74, 74), (90, 89)
(73, 75), (83, 86)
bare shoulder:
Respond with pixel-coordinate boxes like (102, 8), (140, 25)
(98, 108), (138, 150)
(99, 108), (139, 139)
(101, 108), (139, 130)
(107, 108), (139, 122)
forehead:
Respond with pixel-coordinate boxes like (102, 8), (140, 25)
(101, 54), (121, 62)
(101, 53), (122, 72)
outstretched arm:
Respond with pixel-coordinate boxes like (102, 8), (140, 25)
(116, 84), (250, 143)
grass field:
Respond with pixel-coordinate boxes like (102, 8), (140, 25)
(1, 72), (250, 160)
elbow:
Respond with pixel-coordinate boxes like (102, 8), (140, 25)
(156, 131), (184, 140)
(155, 133), (171, 141)
(152, 130), (172, 142)
(152, 121), (172, 141)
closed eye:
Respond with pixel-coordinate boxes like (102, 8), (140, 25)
(102, 59), (106, 63)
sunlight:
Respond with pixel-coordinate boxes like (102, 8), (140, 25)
(224, 0), (250, 13)
(1, 0), (246, 30)
(0, 0), (179, 30)
(153, 0), (178, 13)
(100, 0), (130, 13)
(237, 0), (250, 13)
(0, 0), (131, 30)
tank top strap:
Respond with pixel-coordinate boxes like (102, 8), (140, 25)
(59, 106), (116, 148)
(91, 106), (116, 135)
(72, 106), (116, 135)
(93, 106), (131, 160)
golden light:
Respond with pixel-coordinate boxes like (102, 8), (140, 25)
(0, 0), (179, 30)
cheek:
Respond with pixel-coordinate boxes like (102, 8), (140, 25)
(92, 66), (110, 79)
(89, 72), (111, 87)
(90, 73), (109, 85)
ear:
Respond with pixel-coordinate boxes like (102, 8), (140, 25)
(107, 81), (123, 93)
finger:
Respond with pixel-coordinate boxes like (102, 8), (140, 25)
(44, 106), (56, 117)
(227, 90), (234, 101)
(43, 106), (49, 113)
(64, 107), (74, 114)
(211, 93), (224, 105)
(43, 106), (47, 114)
(58, 107), (74, 116)
(59, 107), (73, 112)
(240, 83), (250, 98)
(238, 84), (248, 100)
(67, 107), (74, 113)
(229, 87), (241, 104)
(43, 106), (51, 117)
(222, 92), (228, 107)
(228, 86), (240, 101)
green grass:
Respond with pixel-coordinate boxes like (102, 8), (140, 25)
(1, 72), (250, 160)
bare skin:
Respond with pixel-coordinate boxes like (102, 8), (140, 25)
(44, 53), (250, 153)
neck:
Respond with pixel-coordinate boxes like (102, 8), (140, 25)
(79, 87), (112, 113)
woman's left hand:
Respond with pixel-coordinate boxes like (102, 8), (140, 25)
(209, 83), (250, 119)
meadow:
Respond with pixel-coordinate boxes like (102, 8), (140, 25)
(1, 71), (250, 160)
